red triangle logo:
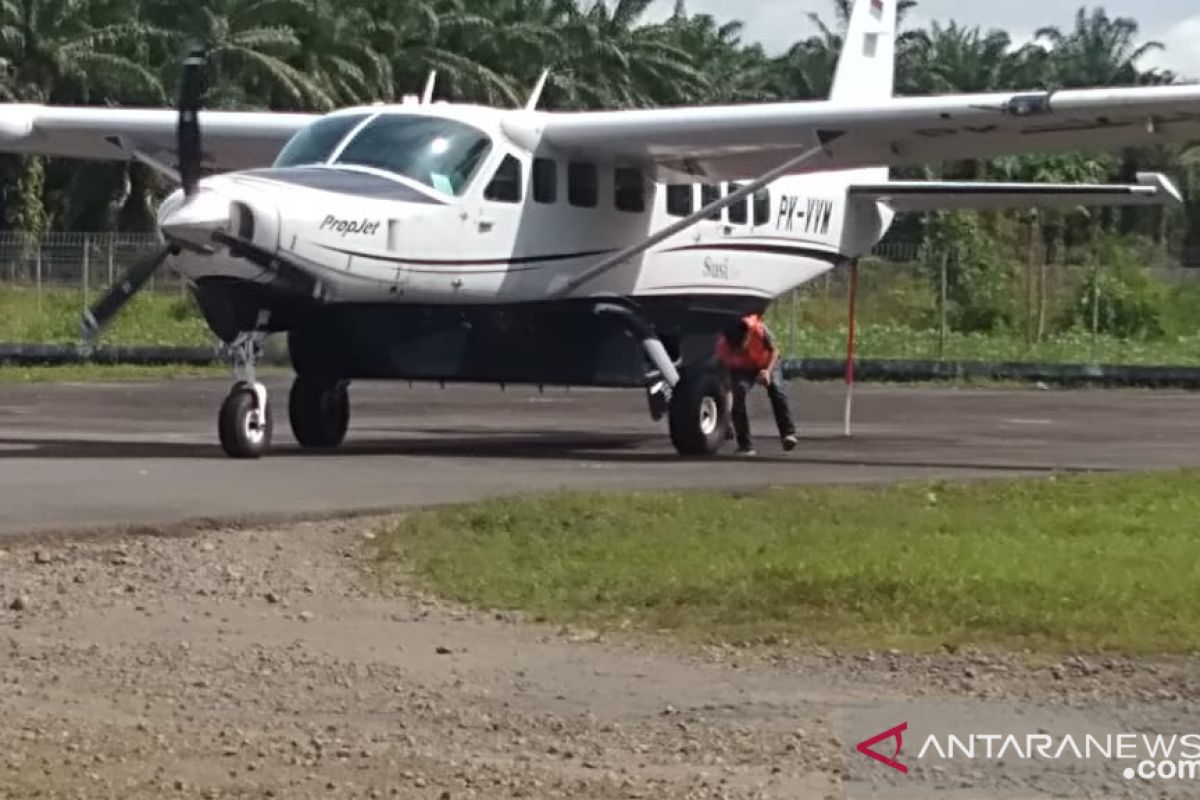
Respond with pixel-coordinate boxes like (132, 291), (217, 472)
(856, 722), (908, 774)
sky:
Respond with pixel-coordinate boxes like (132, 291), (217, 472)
(647, 0), (1200, 80)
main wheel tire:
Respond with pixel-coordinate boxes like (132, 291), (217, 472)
(288, 376), (350, 449)
(668, 369), (728, 457)
(218, 386), (273, 459)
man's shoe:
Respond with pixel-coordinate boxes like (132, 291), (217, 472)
(782, 434), (798, 452)
(734, 447), (757, 457)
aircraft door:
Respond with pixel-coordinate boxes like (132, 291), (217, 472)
(466, 152), (524, 249)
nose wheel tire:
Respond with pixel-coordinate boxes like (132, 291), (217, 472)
(668, 369), (729, 457)
(219, 385), (273, 459)
(289, 376), (350, 449)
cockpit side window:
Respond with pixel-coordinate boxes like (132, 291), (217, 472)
(273, 113), (370, 168)
(333, 114), (493, 196)
(484, 154), (523, 203)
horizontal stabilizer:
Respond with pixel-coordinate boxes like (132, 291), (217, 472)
(850, 172), (1182, 213)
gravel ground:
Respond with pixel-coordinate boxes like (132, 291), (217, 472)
(0, 519), (1196, 799)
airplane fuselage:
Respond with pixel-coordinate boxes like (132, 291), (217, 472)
(163, 104), (890, 388)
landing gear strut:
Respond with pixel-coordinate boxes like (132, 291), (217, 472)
(218, 327), (272, 459)
(593, 301), (729, 458)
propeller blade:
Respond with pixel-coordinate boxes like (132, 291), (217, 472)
(177, 44), (206, 197)
(81, 245), (173, 341)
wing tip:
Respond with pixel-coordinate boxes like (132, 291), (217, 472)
(1137, 171), (1184, 206)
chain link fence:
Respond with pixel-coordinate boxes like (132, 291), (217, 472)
(0, 231), (188, 295)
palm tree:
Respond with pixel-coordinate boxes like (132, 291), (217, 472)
(658, 6), (772, 104)
(0, 0), (166, 104)
(144, 0), (334, 110)
(0, 0), (167, 233)
(540, 0), (708, 109)
(769, 27), (840, 101)
(288, 0), (393, 106)
(364, 0), (523, 106)
(1035, 7), (1164, 88)
(903, 23), (1025, 95)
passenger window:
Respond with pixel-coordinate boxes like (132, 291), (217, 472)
(701, 183), (722, 221)
(568, 161), (598, 207)
(666, 185), (693, 217)
(614, 167), (645, 213)
(484, 154), (522, 203)
(754, 189), (771, 226)
(533, 157), (556, 204)
(727, 183), (748, 225)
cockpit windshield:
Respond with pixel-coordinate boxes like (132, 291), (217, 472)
(273, 113), (369, 168)
(332, 114), (492, 197)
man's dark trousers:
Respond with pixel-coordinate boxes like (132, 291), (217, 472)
(727, 361), (795, 450)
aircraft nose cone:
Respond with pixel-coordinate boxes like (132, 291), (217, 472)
(159, 188), (231, 247)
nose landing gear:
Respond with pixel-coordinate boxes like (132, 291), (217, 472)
(218, 327), (272, 459)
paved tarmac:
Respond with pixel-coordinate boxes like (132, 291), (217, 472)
(0, 376), (1198, 536)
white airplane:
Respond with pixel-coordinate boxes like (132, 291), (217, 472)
(0, 0), (1194, 459)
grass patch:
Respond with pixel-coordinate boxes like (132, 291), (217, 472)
(0, 286), (214, 346)
(766, 319), (1200, 367)
(2, 286), (1199, 368)
(0, 364), (233, 383)
(375, 472), (1200, 655)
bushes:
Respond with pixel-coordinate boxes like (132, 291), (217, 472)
(925, 213), (1018, 333)
(787, 228), (1200, 349)
(1059, 236), (1200, 340)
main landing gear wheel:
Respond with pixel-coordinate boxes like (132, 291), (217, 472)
(219, 384), (273, 459)
(668, 369), (729, 457)
(289, 376), (350, 449)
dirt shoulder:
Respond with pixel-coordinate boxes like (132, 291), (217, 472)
(0, 518), (1195, 799)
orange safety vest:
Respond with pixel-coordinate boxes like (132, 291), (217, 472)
(717, 315), (774, 371)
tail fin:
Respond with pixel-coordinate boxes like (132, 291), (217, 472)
(829, 0), (896, 103)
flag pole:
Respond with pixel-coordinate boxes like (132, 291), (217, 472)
(844, 259), (859, 438)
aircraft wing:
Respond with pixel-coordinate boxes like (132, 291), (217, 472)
(535, 85), (1200, 182)
(849, 172), (1183, 213)
(0, 105), (317, 171)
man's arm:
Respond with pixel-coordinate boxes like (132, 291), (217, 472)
(759, 324), (781, 384)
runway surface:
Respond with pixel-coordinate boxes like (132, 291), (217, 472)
(1, 376), (1198, 536)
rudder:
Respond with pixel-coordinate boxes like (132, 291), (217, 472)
(829, 0), (896, 103)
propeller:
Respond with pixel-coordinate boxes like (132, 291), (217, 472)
(80, 247), (174, 340)
(81, 44), (207, 343)
(177, 44), (205, 197)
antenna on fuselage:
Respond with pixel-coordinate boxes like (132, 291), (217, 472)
(524, 69), (550, 111)
(422, 70), (437, 104)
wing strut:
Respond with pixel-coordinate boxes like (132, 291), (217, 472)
(106, 136), (182, 185)
(546, 135), (841, 299)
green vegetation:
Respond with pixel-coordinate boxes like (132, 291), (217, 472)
(765, 235), (1200, 364)
(0, 286), (214, 346)
(0, 0), (1191, 243)
(374, 472), (1200, 655)
(0, 363), (228, 383)
(8, 280), (1200, 366)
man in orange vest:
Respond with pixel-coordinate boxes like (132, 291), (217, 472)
(716, 313), (797, 456)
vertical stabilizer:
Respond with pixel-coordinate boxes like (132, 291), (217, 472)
(829, 0), (896, 103)
(826, 0), (898, 251)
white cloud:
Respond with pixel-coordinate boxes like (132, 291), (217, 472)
(1145, 16), (1200, 81)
